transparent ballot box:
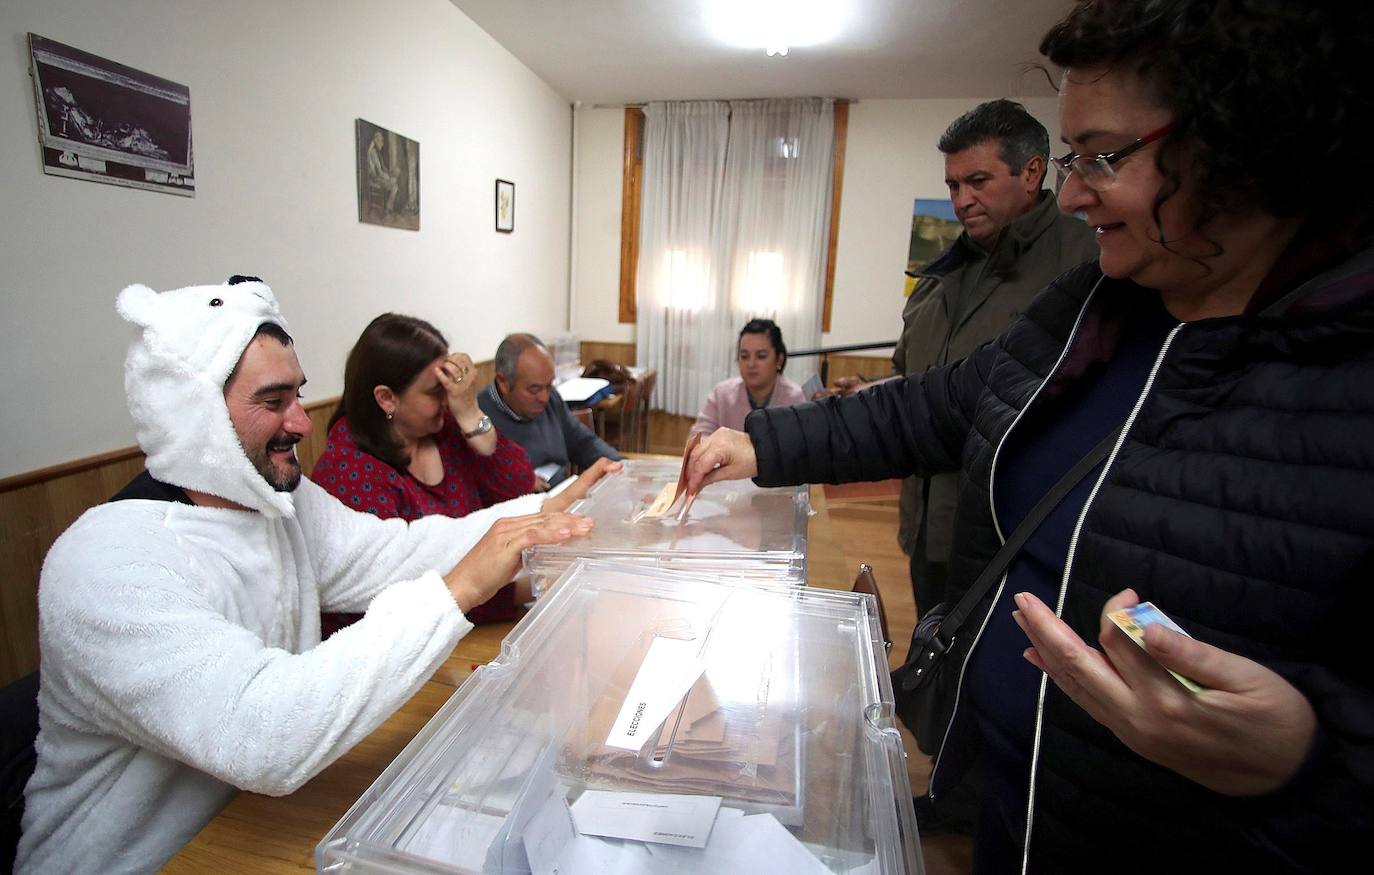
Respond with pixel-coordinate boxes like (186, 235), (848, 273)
(317, 560), (922, 874)
(524, 459), (810, 591)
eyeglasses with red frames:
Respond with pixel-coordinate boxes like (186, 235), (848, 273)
(1051, 122), (1176, 191)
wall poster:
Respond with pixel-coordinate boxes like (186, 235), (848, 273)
(356, 118), (420, 231)
(904, 198), (961, 296)
(28, 34), (194, 196)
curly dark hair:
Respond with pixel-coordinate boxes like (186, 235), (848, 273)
(1040, 0), (1372, 236)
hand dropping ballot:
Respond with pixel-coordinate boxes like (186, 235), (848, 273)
(631, 433), (702, 524)
(1106, 601), (1205, 692)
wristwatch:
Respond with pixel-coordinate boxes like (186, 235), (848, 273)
(461, 414), (493, 438)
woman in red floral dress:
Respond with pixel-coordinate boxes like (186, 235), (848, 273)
(312, 313), (535, 631)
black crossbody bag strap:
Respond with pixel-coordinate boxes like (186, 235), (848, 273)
(912, 425), (1122, 675)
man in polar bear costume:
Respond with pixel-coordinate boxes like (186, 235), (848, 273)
(16, 276), (614, 874)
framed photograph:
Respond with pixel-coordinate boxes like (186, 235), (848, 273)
(356, 118), (420, 230)
(495, 178), (514, 233)
(28, 33), (194, 196)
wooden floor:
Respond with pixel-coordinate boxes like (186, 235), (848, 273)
(820, 484), (974, 875)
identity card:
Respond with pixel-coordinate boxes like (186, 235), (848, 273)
(1106, 601), (1205, 692)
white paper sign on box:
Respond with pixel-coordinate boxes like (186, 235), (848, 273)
(604, 636), (706, 751)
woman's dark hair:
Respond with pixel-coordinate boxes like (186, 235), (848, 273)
(738, 318), (786, 373)
(330, 313), (448, 469)
(1040, 0), (1372, 237)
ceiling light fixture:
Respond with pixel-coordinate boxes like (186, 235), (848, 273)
(705, 0), (847, 57)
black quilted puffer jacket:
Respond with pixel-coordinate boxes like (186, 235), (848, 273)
(747, 243), (1374, 873)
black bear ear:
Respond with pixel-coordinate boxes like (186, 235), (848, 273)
(227, 275), (262, 285)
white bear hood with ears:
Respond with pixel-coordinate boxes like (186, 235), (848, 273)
(116, 277), (297, 518)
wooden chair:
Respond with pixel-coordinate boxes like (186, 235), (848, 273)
(632, 370), (657, 452)
(587, 392), (622, 444)
(571, 406), (595, 432)
(601, 369), (657, 453)
(594, 383), (636, 451)
(852, 563), (891, 651)
(607, 380), (637, 450)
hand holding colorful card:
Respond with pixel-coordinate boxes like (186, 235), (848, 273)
(1106, 602), (1205, 692)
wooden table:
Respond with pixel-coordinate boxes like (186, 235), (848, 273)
(165, 485), (853, 873)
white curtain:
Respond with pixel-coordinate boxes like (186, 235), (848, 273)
(636, 98), (835, 418)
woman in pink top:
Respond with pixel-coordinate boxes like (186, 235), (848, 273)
(691, 318), (807, 437)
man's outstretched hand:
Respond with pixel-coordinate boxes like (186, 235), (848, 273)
(443, 512), (593, 612)
(541, 457), (623, 513)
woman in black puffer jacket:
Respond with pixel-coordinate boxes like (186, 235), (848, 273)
(686, 1), (1374, 872)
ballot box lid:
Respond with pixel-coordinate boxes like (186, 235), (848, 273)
(522, 459), (809, 580)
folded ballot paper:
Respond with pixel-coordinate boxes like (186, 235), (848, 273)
(559, 626), (800, 815)
(523, 790), (833, 875)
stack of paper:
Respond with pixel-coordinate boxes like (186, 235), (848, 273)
(522, 790), (835, 875)
(555, 376), (613, 405)
(559, 634), (798, 811)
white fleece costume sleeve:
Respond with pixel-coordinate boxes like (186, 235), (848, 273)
(300, 476), (545, 614)
(20, 482), (547, 875)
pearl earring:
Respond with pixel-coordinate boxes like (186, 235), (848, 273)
(386, 411), (393, 420)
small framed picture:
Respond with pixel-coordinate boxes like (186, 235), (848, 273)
(495, 178), (514, 233)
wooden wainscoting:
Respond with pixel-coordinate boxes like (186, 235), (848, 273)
(470, 359), (496, 389)
(0, 397), (340, 687)
(820, 352), (893, 385)
(0, 452), (148, 687)
(579, 340), (635, 367)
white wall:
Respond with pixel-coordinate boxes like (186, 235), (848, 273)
(570, 96), (1064, 351)
(0, 0), (573, 477)
(570, 105), (633, 343)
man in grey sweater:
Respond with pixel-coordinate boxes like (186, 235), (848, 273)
(478, 333), (622, 489)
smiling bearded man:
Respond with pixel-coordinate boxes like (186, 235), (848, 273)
(15, 276), (608, 874)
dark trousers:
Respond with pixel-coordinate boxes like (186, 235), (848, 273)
(909, 508), (950, 617)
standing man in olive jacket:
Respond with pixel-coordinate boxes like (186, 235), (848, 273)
(840, 101), (1097, 616)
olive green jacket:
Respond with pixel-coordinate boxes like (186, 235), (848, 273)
(892, 190), (1098, 560)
